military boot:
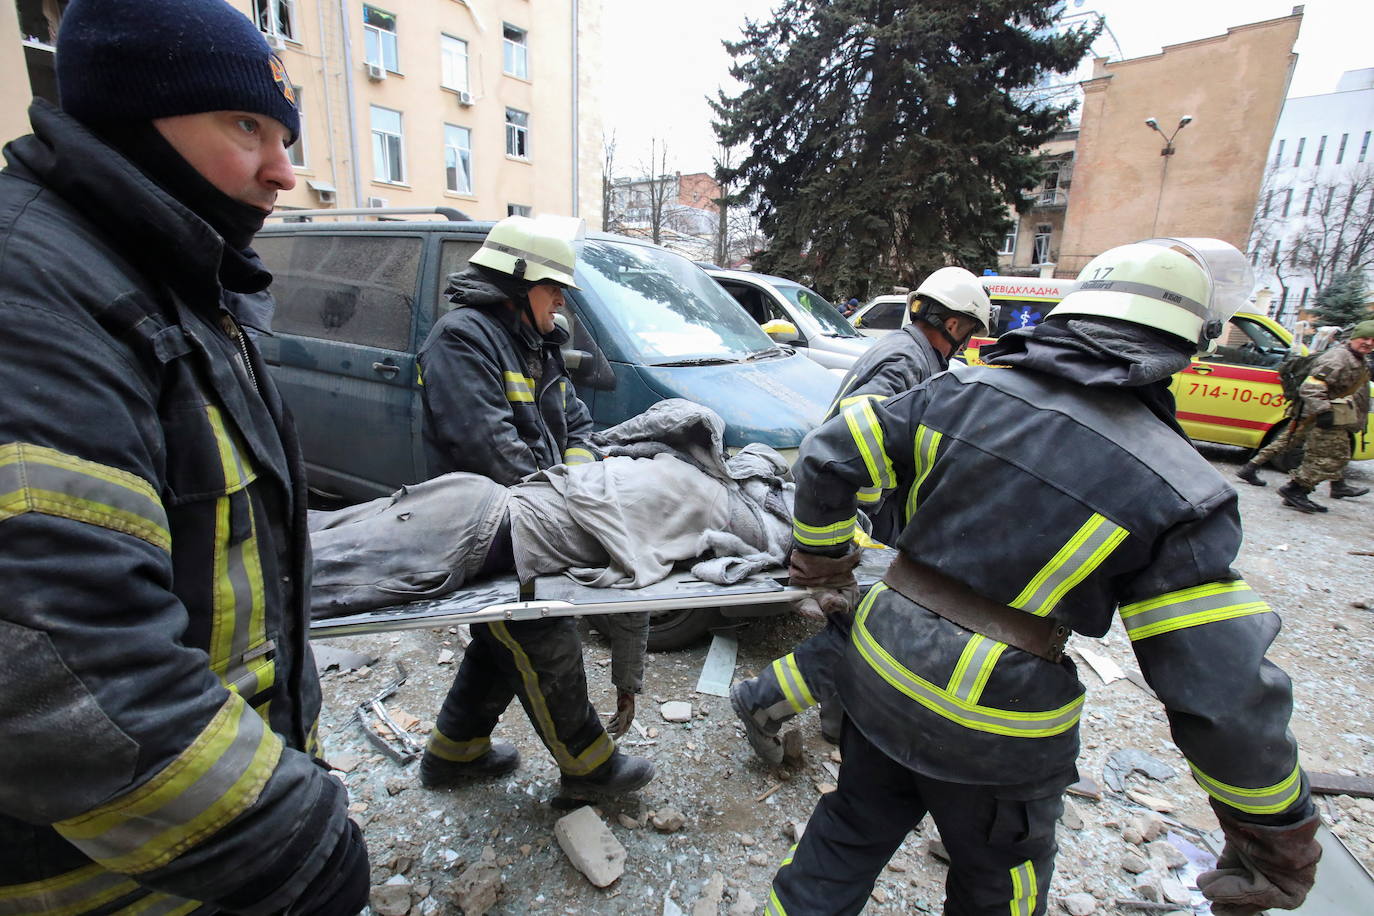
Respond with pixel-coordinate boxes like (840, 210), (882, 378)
(1330, 480), (1369, 499)
(1278, 481), (1327, 513)
(1235, 463), (1266, 487)
(418, 742), (521, 787)
(560, 751), (656, 799)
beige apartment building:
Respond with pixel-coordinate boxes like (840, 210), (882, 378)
(3, 0), (604, 224)
(1054, 8), (1302, 278)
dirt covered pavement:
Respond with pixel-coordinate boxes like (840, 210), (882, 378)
(313, 449), (1374, 915)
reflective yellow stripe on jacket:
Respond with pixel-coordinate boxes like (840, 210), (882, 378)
(204, 407), (272, 702)
(903, 424), (942, 524)
(1009, 860), (1038, 916)
(1189, 760), (1303, 815)
(1011, 513), (1127, 617)
(842, 400), (895, 493)
(563, 447), (595, 466)
(0, 442), (170, 552)
(853, 584), (1082, 738)
(54, 695), (283, 875)
(0, 861), (201, 916)
(1120, 580), (1269, 641)
(503, 371), (535, 403)
(792, 515), (856, 547)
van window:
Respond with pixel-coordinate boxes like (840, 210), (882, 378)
(1202, 316), (1288, 368)
(579, 240), (777, 363)
(256, 235), (422, 351)
(438, 239), (484, 315)
(861, 300), (905, 330)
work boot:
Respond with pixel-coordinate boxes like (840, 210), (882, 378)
(560, 751), (656, 798)
(730, 681), (784, 766)
(1235, 462), (1266, 487)
(418, 743), (520, 788)
(1278, 481), (1327, 514)
(1330, 480), (1369, 499)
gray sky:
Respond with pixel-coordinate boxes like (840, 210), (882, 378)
(599, 0), (1372, 175)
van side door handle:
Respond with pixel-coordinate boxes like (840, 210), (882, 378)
(1192, 365), (1213, 376)
(372, 361), (400, 378)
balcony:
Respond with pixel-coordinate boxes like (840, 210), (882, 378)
(1025, 187), (1069, 209)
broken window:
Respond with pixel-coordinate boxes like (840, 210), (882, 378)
(254, 0), (295, 41)
(505, 108), (529, 159)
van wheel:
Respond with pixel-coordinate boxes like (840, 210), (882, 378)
(645, 607), (722, 651)
(1254, 421), (1304, 472)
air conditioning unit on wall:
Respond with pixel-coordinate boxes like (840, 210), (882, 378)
(366, 197), (389, 208)
(365, 62), (387, 81)
(456, 90), (474, 107)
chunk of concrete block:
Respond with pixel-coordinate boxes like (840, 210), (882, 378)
(556, 806), (627, 888)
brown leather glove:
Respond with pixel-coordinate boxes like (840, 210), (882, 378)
(607, 689), (636, 738)
(1197, 804), (1322, 916)
(788, 547), (862, 621)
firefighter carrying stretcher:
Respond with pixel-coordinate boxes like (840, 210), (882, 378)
(764, 239), (1320, 916)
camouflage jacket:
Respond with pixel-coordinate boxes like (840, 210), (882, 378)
(1299, 344), (1371, 428)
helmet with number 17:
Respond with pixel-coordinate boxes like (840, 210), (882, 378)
(1049, 238), (1254, 353)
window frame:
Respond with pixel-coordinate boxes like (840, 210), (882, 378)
(502, 23), (529, 79)
(505, 107), (530, 160)
(363, 4), (399, 73)
(998, 227), (1017, 256)
(370, 105), (406, 184)
(507, 204), (532, 217)
(255, 0), (297, 41)
(440, 33), (469, 93)
(287, 85), (306, 168)
(443, 123), (473, 195)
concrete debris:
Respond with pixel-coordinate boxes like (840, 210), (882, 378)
(1103, 749), (1178, 793)
(661, 700), (693, 723)
(748, 853), (770, 867)
(312, 643), (378, 673)
(729, 889), (758, 915)
(651, 807), (687, 834)
(1066, 776), (1102, 800)
(329, 752), (360, 773)
(663, 893), (686, 916)
(437, 648), (455, 664)
(449, 846), (502, 915)
(617, 813), (640, 829)
(1076, 646), (1125, 685)
(789, 819), (807, 844)
(1158, 876), (1191, 906)
(1126, 789), (1174, 813)
(1120, 851), (1150, 874)
(1060, 891), (1097, 915)
(871, 886), (889, 904)
(555, 807), (626, 888)
(1060, 799), (1084, 830)
(384, 776), (409, 796)
(369, 875), (412, 916)
(1145, 838), (1187, 870)
(691, 872), (725, 916)
(739, 834), (756, 847)
(814, 781), (837, 795)
(927, 839), (950, 863)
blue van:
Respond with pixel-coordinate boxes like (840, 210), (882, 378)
(252, 215), (839, 503)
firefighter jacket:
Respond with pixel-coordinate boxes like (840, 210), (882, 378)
(1299, 343), (1371, 429)
(419, 284), (598, 486)
(0, 102), (348, 913)
(791, 323), (1310, 823)
(822, 324), (948, 536)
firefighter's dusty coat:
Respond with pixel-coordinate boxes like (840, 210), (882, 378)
(792, 330), (1308, 821)
(419, 288), (597, 485)
(0, 103), (346, 913)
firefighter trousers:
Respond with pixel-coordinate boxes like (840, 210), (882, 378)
(735, 616), (848, 738)
(430, 617), (615, 776)
(768, 722), (1060, 916)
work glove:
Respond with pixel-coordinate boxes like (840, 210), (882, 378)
(788, 547), (862, 621)
(1197, 804), (1322, 916)
(1314, 410), (1335, 428)
(607, 689), (636, 738)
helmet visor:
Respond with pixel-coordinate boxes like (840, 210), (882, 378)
(1141, 237), (1254, 341)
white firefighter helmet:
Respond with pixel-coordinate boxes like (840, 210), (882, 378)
(469, 215), (585, 289)
(1050, 238), (1253, 352)
(907, 266), (994, 335)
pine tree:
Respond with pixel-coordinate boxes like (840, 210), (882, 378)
(1311, 271), (1370, 329)
(712, 1), (1097, 298)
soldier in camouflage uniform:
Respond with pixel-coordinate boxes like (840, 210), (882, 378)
(1274, 320), (1374, 513)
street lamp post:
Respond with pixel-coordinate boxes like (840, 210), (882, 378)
(1145, 115), (1192, 236)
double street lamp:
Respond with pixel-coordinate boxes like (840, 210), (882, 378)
(1145, 115), (1193, 235)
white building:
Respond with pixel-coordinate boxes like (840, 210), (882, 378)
(1252, 68), (1374, 325)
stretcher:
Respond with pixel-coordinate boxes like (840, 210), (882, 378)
(308, 548), (896, 639)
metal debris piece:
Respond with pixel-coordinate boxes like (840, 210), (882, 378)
(354, 663), (423, 764)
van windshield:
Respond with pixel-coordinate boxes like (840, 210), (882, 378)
(772, 283), (860, 338)
(578, 240), (780, 365)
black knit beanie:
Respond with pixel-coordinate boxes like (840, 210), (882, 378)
(56, 0), (300, 142)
